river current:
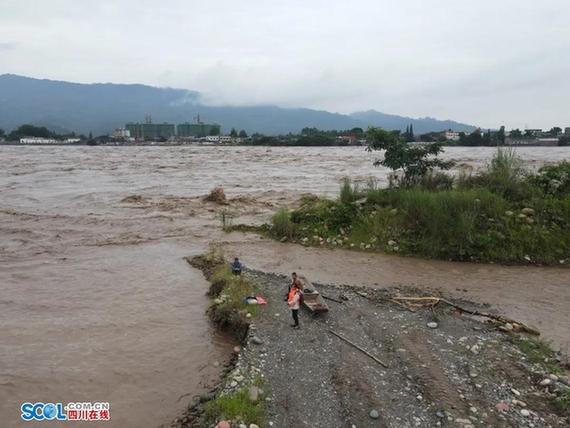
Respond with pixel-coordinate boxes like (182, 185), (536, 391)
(1, 145), (569, 427)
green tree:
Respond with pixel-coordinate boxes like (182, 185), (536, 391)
(238, 130), (248, 138)
(549, 127), (562, 136)
(8, 124), (53, 140)
(366, 126), (454, 186)
(498, 126), (506, 145)
(509, 128), (523, 138)
(230, 127), (238, 138)
(0, 128), (5, 138)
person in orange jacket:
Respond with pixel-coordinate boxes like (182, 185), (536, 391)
(288, 282), (303, 329)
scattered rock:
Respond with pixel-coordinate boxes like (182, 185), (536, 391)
(504, 323), (514, 331)
(365, 244), (371, 249)
(233, 346), (241, 353)
(249, 386), (259, 402)
(539, 379), (551, 386)
(214, 299), (224, 305)
(280, 236), (288, 243)
(549, 374), (559, 381)
(427, 322), (439, 329)
(230, 381), (238, 388)
(249, 424), (260, 428)
(495, 402), (510, 411)
(521, 208), (535, 216)
(369, 410), (379, 419)
(505, 211), (514, 216)
(520, 409), (530, 417)
(251, 336), (263, 345)
(436, 411), (445, 418)
(217, 421), (230, 428)
(511, 388), (520, 396)
(388, 240), (397, 246)
(246, 313), (252, 319)
(213, 361), (220, 368)
(234, 375), (244, 382)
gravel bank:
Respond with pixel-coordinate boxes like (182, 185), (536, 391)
(174, 269), (570, 428)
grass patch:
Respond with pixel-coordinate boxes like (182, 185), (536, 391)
(250, 148), (570, 265)
(189, 247), (262, 341)
(271, 206), (296, 238)
(514, 337), (562, 374)
(203, 387), (265, 426)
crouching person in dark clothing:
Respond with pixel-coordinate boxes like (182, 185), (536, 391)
(230, 257), (243, 275)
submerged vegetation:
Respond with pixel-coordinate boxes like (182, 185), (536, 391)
(234, 129), (570, 265)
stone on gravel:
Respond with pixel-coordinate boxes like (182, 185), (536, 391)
(214, 299), (223, 305)
(280, 236), (287, 242)
(249, 425), (260, 428)
(230, 381), (238, 388)
(251, 336), (263, 345)
(246, 313), (252, 318)
(495, 402), (509, 411)
(427, 322), (438, 329)
(249, 386), (259, 402)
(520, 409), (530, 417)
(239, 425), (247, 428)
(213, 361), (220, 367)
(233, 346), (241, 353)
(549, 374), (559, 381)
(369, 410), (379, 419)
(539, 379), (551, 386)
(234, 375), (244, 382)
(505, 323), (514, 331)
(436, 411), (445, 418)
(217, 422), (230, 428)
(511, 388), (520, 396)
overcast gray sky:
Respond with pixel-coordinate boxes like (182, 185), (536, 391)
(1, 0), (569, 129)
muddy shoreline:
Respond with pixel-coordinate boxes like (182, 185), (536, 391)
(177, 266), (569, 428)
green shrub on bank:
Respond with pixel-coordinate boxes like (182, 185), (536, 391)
(271, 207), (295, 238)
(203, 387), (265, 426)
(531, 160), (570, 198)
(255, 149), (570, 265)
(189, 248), (262, 340)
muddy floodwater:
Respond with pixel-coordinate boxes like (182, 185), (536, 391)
(1, 145), (569, 427)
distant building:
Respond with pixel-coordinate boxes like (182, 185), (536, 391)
(205, 136), (220, 143)
(565, 127), (570, 136)
(20, 137), (59, 144)
(506, 137), (558, 147)
(445, 130), (470, 141)
(337, 135), (356, 144)
(126, 122), (175, 140)
(114, 128), (131, 138)
(524, 129), (543, 136)
(218, 136), (233, 143)
(177, 122), (221, 137)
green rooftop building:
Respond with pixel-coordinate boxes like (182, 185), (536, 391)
(126, 122), (176, 140)
(177, 122), (221, 137)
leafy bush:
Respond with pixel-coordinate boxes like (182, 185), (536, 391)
(531, 161), (570, 198)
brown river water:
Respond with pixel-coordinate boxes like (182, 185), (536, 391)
(1, 145), (569, 427)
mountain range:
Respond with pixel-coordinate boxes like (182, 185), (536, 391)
(0, 74), (478, 136)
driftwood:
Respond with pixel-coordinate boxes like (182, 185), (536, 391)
(322, 295), (343, 304)
(388, 296), (540, 336)
(329, 329), (388, 368)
